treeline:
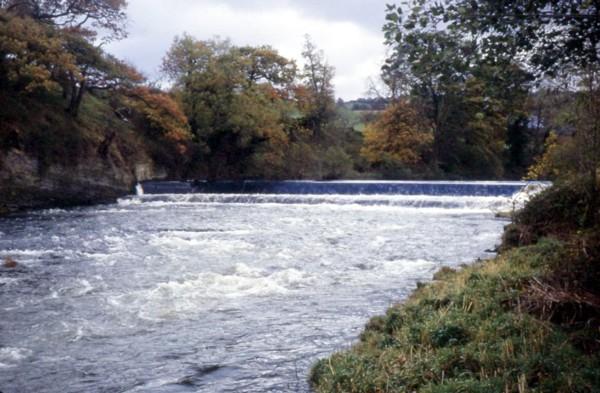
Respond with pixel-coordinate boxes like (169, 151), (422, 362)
(1, 0), (597, 184)
(0, 0), (192, 177)
(365, 0), (599, 183)
(0, 1), (365, 181)
(161, 35), (363, 180)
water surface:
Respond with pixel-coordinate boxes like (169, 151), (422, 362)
(0, 182), (521, 392)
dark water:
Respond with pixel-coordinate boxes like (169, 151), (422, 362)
(142, 180), (528, 196)
(0, 181), (531, 392)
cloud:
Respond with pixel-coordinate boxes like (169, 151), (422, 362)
(106, 0), (388, 99)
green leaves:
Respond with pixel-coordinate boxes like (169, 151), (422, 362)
(161, 35), (299, 179)
(442, 0), (600, 76)
(380, 0), (534, 178)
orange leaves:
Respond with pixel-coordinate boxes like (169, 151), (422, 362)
(361, 100), (433, 168)
(126, 86), (192, 144)
(124, 86), (193, 173)
(0, 11), (79, 93)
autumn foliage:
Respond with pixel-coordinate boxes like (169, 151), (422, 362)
(0, 11), (79, 93)
(0, 6), (192, 176)
(0, 0), (128, 40)
(361, 100), (433, 171)
(126, 87), (191, 144)
(160, 35), (360, 180)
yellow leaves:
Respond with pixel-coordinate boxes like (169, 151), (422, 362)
(126, 87), (192, 145)
(20, 64), (60, 92)
(0, 11), (80, 93)
(525, 131), (566, 180)
(361, 100), (433, 168)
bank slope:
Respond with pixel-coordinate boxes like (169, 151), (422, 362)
(0, 86), (192, 214)
(310, 182), (600, 393)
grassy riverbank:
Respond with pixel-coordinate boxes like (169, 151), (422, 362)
(310, 181), (600, 392)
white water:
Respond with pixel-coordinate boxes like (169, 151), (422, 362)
(0, 187), (518, 392)
(135, 183), (145, 196)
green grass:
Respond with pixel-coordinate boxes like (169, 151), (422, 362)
(310, 236), (600, 392)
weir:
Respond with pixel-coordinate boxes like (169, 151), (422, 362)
(0, 180), (548, 392)
(140, 180), (541, 197)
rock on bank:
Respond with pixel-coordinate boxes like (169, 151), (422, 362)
(0, 148), (165, 214)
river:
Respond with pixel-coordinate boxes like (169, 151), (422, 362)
(0, 181), (526, 392)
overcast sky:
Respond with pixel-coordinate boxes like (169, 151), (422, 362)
(106, 0), (392, 100)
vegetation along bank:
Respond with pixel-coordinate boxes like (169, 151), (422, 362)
(3, 0), (591, 211)
(309, 0), (600, 391)
(310, 180), (600, 392)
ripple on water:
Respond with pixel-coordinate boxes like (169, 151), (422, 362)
(0, 188), (516, 392)
(148, 233), (256, 253)
(0, 347), (32, 368)
(108, 264), (314, 320)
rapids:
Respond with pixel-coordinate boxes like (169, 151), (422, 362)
(0, 181), (537, 392)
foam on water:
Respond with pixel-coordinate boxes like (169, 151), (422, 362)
(381, 259), (437, 275)
(73, 279), (95, 296)
(0, 181), (543, 392)
(0, 277), (20, 286)
(119, 193), (515, 213)
(0, 348), (32, 368)
(149, 233), (256, 252)
(0, 249), (56, 257)
(110, 264), (312, 320)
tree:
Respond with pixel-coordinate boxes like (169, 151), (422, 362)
(0, 10), (79, 93)
(161, 34), (364, 180)
(162, 35), (296, 180)
(237, 45), (296, 88)
(383, 7), (476, 169)
(433, 0), (600, 218)
(0, 0), (128, 40)
(299, 35), (336, 142)
(361, 100), (433, 175)
(459, 77), (508, 178)
(0, 7), (138, 117)
(125, 86), (191, 142)
(574, 68), (600, 224)
(382, 1), (533, 178)
(123, 86), (193, 177)
(161, 34), (226, 89)
(62, 32), (142, 116)
(526, 132), (568, 179)
(441, 0), (600, 77)
(321, 146), (353, 180)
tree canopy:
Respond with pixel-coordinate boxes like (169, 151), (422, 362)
(0, 0), (128, 39)
(440, 0), (600, 76)
(377, 0), (537, 178)
(161, 34), (361, 180)
(361, 100), (432, 174)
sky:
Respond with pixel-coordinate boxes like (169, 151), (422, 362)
(106, 0), (392, 100)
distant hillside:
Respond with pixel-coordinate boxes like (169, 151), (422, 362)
(339, 97), (389, 112)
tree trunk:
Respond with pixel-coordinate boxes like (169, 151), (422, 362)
(585, 168), (598, 227)
(68, 79), (86, 118)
